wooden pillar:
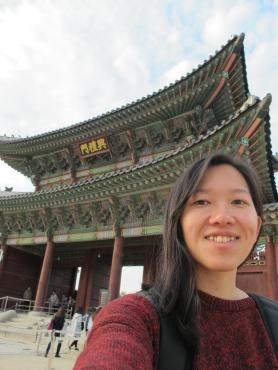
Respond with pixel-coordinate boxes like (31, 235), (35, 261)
(84, 251), (97, 311)
(0, 244), (8, 282)
(75, 264), (89, 310)
(108, 236), (124, 301)
(68, 267), (78, 298)
(143, 246), (156, 286)
(34, 240), (55, 310)
(76, 250), (96, 311)
(265, 236), (278, 300)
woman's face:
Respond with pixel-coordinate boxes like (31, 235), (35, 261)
(180, 164), (262, 274)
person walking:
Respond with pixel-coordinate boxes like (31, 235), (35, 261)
(87, 306), (102, 333)
(68, 307), (83, 351)
(45, 306), (65, 358)
(83, 308), (93, 335)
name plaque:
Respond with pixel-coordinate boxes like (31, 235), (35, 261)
(77, 136), (110, 158)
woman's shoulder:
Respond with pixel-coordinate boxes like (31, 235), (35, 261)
(97, 292), (160, 325)
(108, 291), (157, 308)
(75, 293), (161, 370)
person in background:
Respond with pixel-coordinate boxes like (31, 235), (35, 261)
(74, 153), (278, 369)
(87, 306), (102, 333)
(48, 290), (59, 311)
(67, 296), (76, 316)
(83, 308), (93, 335)
(45, 306), (65, 358)
(82, 307), (103, 350)
(22, 287), (32, 310)
(61, 293), (68, 308)
(68, 306), (83, 351)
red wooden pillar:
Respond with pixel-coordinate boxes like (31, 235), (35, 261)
(108, 236), (124, 301)
(34, 240), (55, 310)
(143, 246), (156, 286)
(75, 264), (89, 310)
(265, 236), (278, 300)
(84, 251), (97, 311)
(76, 250), (96, 311)
(0, 244), (8, 282)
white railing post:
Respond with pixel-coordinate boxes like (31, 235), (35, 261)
(3, 296), (8, 311)
(36, 327), (43, 353)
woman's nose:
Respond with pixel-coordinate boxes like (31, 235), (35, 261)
(208, 205), (235, 225)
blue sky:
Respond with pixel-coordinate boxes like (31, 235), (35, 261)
(0, 0), (277, 291)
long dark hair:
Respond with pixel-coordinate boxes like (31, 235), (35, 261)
(154, 153), (263, 352)
(55, 306), (65, 318)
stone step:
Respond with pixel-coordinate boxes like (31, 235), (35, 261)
(0, 311), (72, 343)
(0, 311), (48, 332)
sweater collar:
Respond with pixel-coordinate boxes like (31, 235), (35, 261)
(198, 290), (256, 312)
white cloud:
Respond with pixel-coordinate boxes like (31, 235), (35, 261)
(202, 1), (257, 48)
(161, 58), (198, 85)
(0, 160), (33, 192)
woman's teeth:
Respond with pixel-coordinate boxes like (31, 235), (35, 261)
(205, 236), (237, 243)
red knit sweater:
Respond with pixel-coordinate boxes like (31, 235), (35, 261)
(74, 292), (278, 370)
(196, 291), (278, 369)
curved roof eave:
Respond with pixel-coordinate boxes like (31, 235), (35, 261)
(263, 112), (278, 201)
(1, 94), (275, 211)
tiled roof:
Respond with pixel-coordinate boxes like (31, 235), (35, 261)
(0, 191), (27, 197)
(272, 155), (278, 171)
(1, 94), (275, 209)
(0, 135), (19, 141)
(263, 202), (278, 211)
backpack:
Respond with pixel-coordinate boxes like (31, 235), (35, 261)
(141, 290), (278, 370)
(47, 318), (54, 330)
(248, 293), (278, 359)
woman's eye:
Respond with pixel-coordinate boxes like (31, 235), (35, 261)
(194, 199), (209, 205)
(232, 199), (247, 205)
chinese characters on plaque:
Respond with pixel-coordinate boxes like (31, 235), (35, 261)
(78, 136), (110, 158)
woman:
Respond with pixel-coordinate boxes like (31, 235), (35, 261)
(74, 153), (278, 369)
(68, 306), (83, 351)
(45, 306), (65, 358)
(86, 306), (102, 333)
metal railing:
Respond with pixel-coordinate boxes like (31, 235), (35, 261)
(0, 296), (72, 317)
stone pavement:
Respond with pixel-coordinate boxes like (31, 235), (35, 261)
(0, 336), (81, 370)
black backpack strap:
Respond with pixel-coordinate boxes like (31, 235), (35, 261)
(158, 313), (192, 370)
(249, 293), (278, 358)
(138, 289), (192, 370)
